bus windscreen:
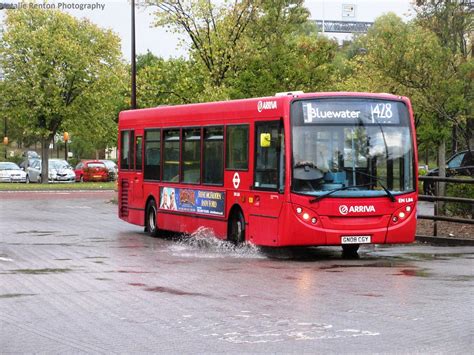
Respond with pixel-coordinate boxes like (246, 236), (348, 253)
(291, 98), (415, 198)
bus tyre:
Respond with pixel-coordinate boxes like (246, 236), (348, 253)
(228, 210), (245, 245)
(145, 200), (160, 237)
(342, 244), (360, 258)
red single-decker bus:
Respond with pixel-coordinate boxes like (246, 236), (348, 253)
(118, 92), (418, 253)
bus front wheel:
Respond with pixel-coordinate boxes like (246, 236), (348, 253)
(228, 210), (245, 245)
(145, 199), (160, 237)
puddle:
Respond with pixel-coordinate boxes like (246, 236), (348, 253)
(320, 260), (402, 270)
(129, 283), (147, 287)
(393, 269), (432, 277)
(260, 247), (341, 261)
(403, 252), (474, 261)
(116, 270), (153, 274)
(145, 286), (209, 297)
(0, 293), (36, 299)
(10, 268), (73, 275)
(169, 227), (263, 259)
(178, 314), (379, 343)
(357, 293), (384, 297)
(15, 230), (58, 236)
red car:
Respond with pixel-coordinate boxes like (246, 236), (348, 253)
(74, 160), (109, 182)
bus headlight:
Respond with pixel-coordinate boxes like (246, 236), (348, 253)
(293, 205), (319, 226)
(390, 204), (415, 225)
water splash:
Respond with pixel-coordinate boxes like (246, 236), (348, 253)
(170, 227), (263, 259)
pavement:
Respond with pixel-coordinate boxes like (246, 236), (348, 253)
(1, 191), (473, 353)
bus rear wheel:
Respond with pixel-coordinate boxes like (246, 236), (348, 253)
(228, 210), (245, 245)
(145, 199), (160, 237)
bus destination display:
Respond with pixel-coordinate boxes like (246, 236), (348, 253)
(301, 99), (401, 125)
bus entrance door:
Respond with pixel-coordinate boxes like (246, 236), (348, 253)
(248, 121), (284, 246)
(129, 133), (144, 222)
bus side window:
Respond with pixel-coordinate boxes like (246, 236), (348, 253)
(203, 126), (224, 185)
(163, 129), (180, 182)
(226, 125), (249, 170)
(182, 128), (201, 184)
(144, 129), (161, 180)
(121, 130), (131, 170)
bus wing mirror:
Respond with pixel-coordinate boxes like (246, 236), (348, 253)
(260, 133), (271, 148)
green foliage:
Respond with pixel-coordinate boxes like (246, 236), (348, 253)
(338, 12), (472, 155)
(446, 181), (474, 218)
(0, 7), (126, 181)
(142, 0), (337, 103)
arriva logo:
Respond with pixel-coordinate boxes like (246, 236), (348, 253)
(257, 100), (277, 112)
(339, 205), (376, 215)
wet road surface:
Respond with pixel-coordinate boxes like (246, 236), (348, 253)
(1, 191), (473, 353)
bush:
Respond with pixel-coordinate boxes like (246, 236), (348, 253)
(446, 180), (474, 218)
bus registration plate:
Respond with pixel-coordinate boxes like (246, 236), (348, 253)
(341, 236), (371, 244)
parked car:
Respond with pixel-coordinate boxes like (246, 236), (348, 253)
(22, 150), (40, 159)
(99, 159), (118, 181)
(74, 160), (109, 182)
(0, 162), (27, 183)
(423, 150), (473, 195)
(26, 159), (75, 183)
(19, 157), (39, 171)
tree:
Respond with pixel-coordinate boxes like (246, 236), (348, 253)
(339, 13), (471, 200)
(414, 0), (474, 151)
(0, 8), (125, 182)
(144, 0), (328, 100)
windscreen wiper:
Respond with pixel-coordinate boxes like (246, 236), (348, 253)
(309, 183), (373, 203)
(353, 170), (396, 202)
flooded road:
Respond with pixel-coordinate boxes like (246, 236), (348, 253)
(1, 191), (473, 353)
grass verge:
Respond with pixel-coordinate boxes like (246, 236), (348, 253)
(0, 181), (117, 191)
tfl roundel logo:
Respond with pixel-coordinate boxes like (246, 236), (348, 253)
(339, 205), (349, 215)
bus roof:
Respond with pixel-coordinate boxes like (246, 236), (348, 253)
(119, 92), (408, 128)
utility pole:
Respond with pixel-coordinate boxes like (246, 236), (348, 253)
(131, 0), (137, 109)
(3, 117), (7, 159)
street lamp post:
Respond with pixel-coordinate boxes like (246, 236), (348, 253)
(64, 132), (69, 161)
(131, 0), (137, 109)
(3, 117), (7, 159)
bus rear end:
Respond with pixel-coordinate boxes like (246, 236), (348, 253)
(282, 94), (417, 251)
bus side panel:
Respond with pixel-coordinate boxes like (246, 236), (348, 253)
(277, 202), (328, 246)
(386, 212), (417, 244)
(127, 209), (145, 227)
(248, 215), (279, 246)
(157, 211), (227, 238)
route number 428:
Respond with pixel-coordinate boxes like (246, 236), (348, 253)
(370, 103), (393, 122)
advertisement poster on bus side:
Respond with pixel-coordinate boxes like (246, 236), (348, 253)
(159, 187), (225, 216)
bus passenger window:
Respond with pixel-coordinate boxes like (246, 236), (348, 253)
(226, 125), (249, 170)
(144, 129), (161, 180)
(120, 130), (131, 170)
(182, 128), (201, 184)
(203, 127), (224, 185)
(163, 129), (180, 182)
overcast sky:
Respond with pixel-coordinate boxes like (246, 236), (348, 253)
(1, 0), (415, 60)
